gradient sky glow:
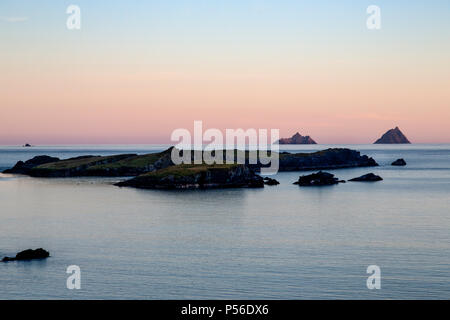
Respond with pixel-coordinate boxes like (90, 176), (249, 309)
(1, 0), (449, 144)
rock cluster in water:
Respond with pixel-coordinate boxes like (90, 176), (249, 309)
(263, 177), (280, 186)
(294, 171), (344, 186)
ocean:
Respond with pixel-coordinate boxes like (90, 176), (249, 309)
(0, 144), (449, 299)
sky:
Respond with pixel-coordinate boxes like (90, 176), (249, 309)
(1, 0), (449, 144)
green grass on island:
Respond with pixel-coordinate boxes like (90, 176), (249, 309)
(34, 155), (116, 170)
(87, 153), (163, 170)
(139, 163), (243, 179)
(34, 150), (171, 171)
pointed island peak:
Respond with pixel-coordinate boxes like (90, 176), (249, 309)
(277, 132), (317, 144)
(374, 127), (411, 144)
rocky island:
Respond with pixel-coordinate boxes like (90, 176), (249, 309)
(274, 148), (377, 171)
(349, 173), (383, 182)
(2, 248), (50, 262)
(3, 147), (378, 189)
(277, 132), (317, 144)
(374, 127), (411, 144)
(391, 158), (407, 166)
(294, 171), (344, 186)
(116, 164), (264, 189)
(263, 177), (280, 186)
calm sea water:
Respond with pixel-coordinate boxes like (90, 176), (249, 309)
(0, 144), (449, 299)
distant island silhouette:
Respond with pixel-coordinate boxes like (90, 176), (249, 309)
(277, 132), (317, 144)
(374, 127), (411, 144)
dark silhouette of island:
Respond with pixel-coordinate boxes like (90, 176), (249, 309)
(3, 147), (378, 189)
(277, 132), (317, 144)
(374, 127), (410, 144)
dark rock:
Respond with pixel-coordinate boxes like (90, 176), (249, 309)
(277, 132), (317, 144)
(294, 171), (342, 186)
(3, 155), (60, 174)
(263, 177), (280, 185)
(23, 143), (32, 147)
(349, 173), (383, 182)
(374, 127), (411, 144)
(391, 158), (407, 166)
(2, 248), (50, 262)
(116, 164), (264, 189)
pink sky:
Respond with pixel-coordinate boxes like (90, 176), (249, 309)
(1, 56), (448, 144)
(1, 1), (449, 144)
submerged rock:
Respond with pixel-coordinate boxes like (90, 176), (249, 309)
(349, 173), (383, 182)
(294, 171), (343, 186)
(374, 127), (411, 144)
(2, 248), (50, 262)
(116, 164), (264, 189)
(391, 158), (407, 166)
(3, 155), (60, 174)
(263, 177), (280, 186)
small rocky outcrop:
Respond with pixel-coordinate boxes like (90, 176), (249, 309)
(116, 164), (264, 189)
(374, 127), (411, 144)
(391, 158), (407, 166)
(3, 155), (60, 174)
(2, 248), (50, 262)
(293, 171), (344, 186)
(277, 132), (317, 144)
(349, 173), (383, 182)
(263, 177), (280, 186)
